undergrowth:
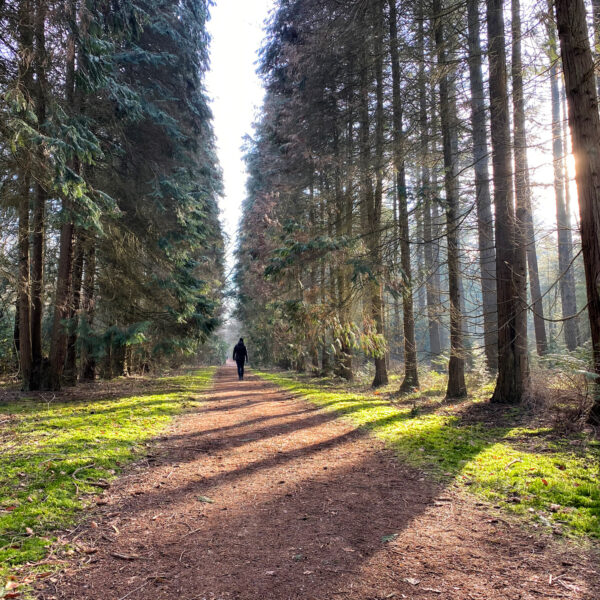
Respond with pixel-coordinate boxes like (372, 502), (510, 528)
(257, 370), (600, 541)
(0, 367), (216, 592)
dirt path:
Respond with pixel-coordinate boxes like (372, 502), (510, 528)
(42, 367), (598, 600)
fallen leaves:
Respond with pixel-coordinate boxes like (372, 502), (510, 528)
(1, 579), (21, 599)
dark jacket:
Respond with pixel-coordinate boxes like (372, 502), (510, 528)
(233, 342), (248, 364)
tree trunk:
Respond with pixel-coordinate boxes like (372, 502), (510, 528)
(467, 0), (497, 372)
(423, 195), (442, 365)
(547, 14), (580, 351)
(335, 90), (354, 381)
(30, 0), (48, 390)
(370, 0), (388, 387)
(389, 0), (418, 392)
(80, 237), (96, 381)
(487, 0), (529, 403)
(512, 0), (548, 357)
(561, 83), (581, 347)
(555, 0), (600, 422)
(416, 208), (426, 317)
(391, 168), (404, 362)
(321, 344), (331, 375)
(18, 172), (33, 390)
(418, 4), (442, 368)
(48, 0), (77, 390)
(433, 0), (467, 399)
(13, 299), (21, 373)
(458, 254), (474, 371)
(16, 0), (34, 390)
(592, 0), (600, 97)
(64, 233), (84, 385)
(48, 217), (75, 390)
(429, 97), (449, 353)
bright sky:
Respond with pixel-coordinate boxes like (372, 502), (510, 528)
(206, 0), (275, 274)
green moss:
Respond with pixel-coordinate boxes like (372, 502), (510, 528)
(0, 368), (216, 581)
(257, 370), (600, 540)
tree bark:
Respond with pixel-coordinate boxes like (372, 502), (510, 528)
(547, 14), (580, 351)
(80, 238), (97, 381)
(48, 216), (75, 389)
(555, 0), (600, 422)
(30, 0), (48, 390)
(391, 169), (404, 362)
(16, 0), (34, 390)
(511, 0), (548, 357)
(18, 172), (33, 390)
(389, 0), (418, 392)
(336, 74), (355, 382)
(466, 0), (498, 373)
(13, 299), (21, 373)
(48, 0), (77, 390)
(487, 0), (529, 403)
(433, 0), (467, 399)
(416, 209), (426, 318)
(370, 0), (388, 387)
(64, 233), (84, 385)
(418, 3), (442, 368)
(423, 197), (442, 365)
(592, 0), (600, 97)
(429, 96), (450, 353)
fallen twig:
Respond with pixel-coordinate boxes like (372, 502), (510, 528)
(116, 577), (153, 600)
(181, 527), (203, 538)
(110, 552), (142, 561)
(72, 463), (96, 481)
(118, 574), (169, 600)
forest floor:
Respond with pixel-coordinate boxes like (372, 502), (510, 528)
(0, 368), (217, 598)
(32, 365), (599, 600)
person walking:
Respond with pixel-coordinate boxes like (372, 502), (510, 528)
(233, 338), (249, 380)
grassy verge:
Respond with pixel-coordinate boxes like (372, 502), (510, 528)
(256, 370), (600, 541)
(0, 367), (216, 592)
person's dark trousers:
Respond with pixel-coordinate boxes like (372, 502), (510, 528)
(236, 361), (245, 380)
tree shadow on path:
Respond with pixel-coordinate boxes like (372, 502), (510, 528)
(48, 367), (599, 600)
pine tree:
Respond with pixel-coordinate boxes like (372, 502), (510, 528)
(555, 0), (600, 422)
(487, 0), (529, 403)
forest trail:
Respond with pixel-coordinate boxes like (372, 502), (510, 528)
(45, 367), (598, 600)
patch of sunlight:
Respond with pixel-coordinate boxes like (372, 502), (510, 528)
(257, 370), (600, 540)
(0, 367), (217, 579)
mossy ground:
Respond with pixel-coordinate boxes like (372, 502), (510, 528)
(257, 369), (600, 541)
(0, 367), (216, 594)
